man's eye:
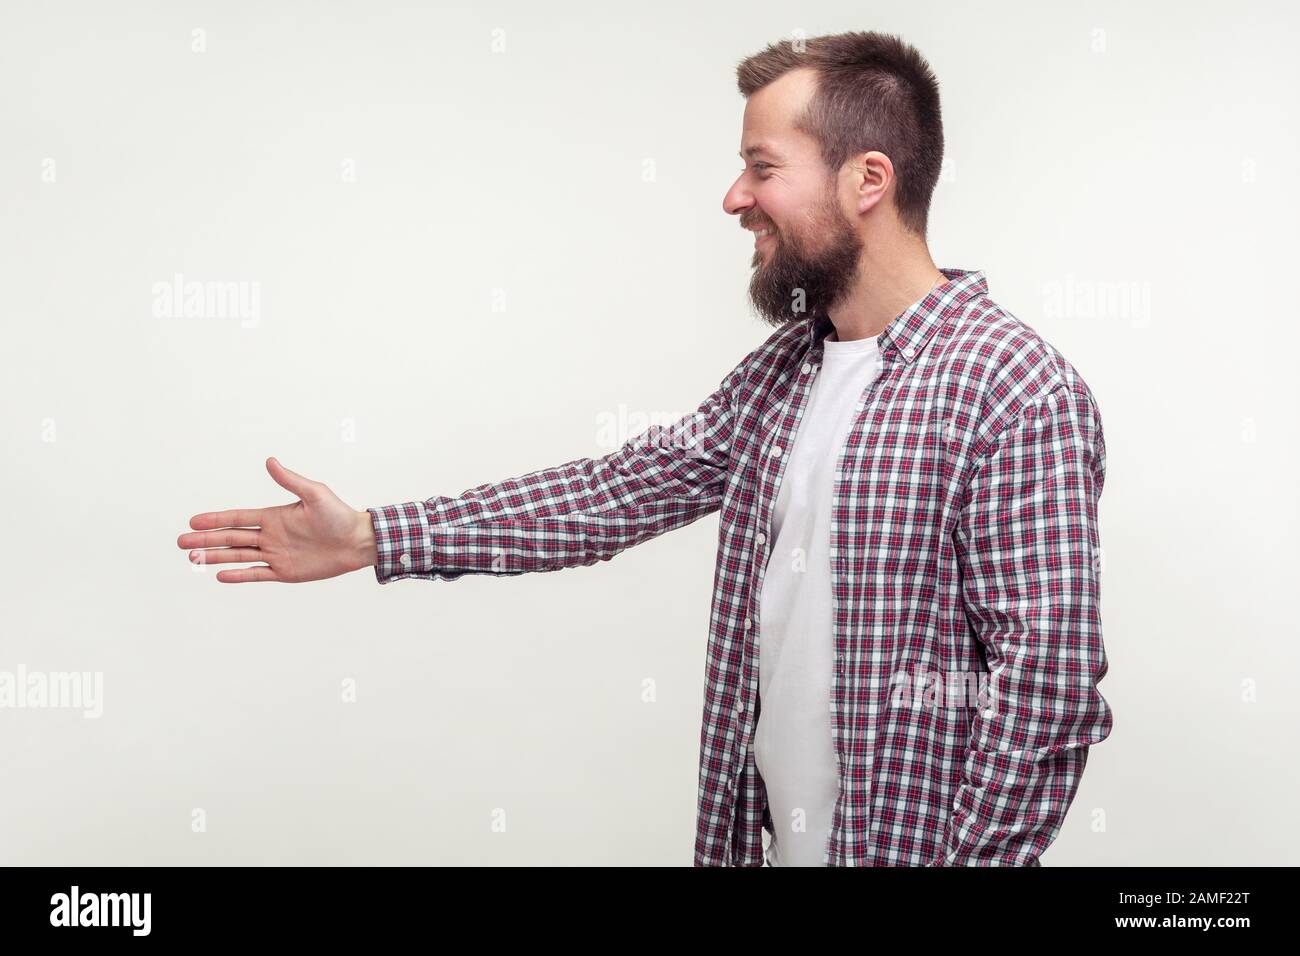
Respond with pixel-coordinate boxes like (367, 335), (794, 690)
(751, 163), (771, 176)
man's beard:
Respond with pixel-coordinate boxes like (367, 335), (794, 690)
(747, 191), (863, 328)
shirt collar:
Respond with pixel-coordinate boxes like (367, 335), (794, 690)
(806, 267), (988, 363)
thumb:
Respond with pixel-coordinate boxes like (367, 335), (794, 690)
(266, 457), (319, 501)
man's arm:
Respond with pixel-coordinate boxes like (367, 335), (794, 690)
(936, 383), (1113, 866)
(178, 352), (754, 585)
(366, 354), (750, 584)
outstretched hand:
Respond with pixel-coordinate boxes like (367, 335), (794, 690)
(178, 457), (377, 583)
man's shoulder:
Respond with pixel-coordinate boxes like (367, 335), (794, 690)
(727, 318), (811, 384)
(937, 291), (1103, 451)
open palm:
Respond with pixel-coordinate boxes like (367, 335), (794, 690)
(178, 457), (376, 583)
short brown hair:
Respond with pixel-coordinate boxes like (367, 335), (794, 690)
(736, 31), (943, 236)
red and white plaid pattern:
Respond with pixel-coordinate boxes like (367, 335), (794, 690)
(368, 267), (1113, 866)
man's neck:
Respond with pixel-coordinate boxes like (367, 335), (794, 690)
(826, 244), (945, 343)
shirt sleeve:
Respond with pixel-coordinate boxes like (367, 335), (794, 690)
(936, 382), (1113, 865)
(365, 353), (750, 585)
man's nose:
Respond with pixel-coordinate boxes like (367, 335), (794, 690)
(722, 175), (753, 217)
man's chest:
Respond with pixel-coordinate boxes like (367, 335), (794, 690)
(721, 354), (973, 543)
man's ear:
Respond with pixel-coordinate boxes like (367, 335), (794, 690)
(849, 150), (894, 216)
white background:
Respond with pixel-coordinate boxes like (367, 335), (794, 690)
(2, 0), (1297, 864)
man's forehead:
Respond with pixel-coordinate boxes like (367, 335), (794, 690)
(739, 68), (818, 159)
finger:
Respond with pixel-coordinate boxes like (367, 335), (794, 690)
(188, 547), (262, 565)
(266, 457), (320, 501)
(215, 564), (281, 583)
(177, 529), (261, 550)
(189, 509), (265, 531)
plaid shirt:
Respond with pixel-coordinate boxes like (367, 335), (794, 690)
(367, 267), (1113, 866)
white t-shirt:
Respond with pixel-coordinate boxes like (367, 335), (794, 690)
(755, 329), (883, 867)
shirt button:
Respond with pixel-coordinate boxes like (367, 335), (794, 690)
(771, 446), (783, 458)
(801, 363), (813, 374)
(755, 532), (767, 546)
(399, 553), (411, 568)
(744, 617), (752, 629)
